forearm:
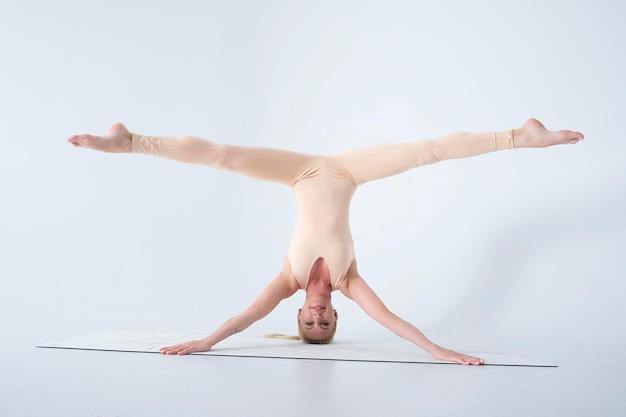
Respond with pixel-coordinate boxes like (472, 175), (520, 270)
(202, 307), (262, 348)
(376, 310), (440, 354)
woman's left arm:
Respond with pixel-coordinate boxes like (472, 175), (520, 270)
(341, 275), (484, 365)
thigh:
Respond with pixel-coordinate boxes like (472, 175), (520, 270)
(133, 134), (319, 185)
(327, 131), (501, 185)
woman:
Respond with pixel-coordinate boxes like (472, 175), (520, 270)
(67, 118), (583, 365)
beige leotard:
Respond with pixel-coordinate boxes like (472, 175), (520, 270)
(131, 130), (511, 290)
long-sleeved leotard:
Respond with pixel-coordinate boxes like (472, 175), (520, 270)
(131, 130), (512, 289)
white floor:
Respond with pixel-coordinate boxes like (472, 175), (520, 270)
(1, 330), (623, 417)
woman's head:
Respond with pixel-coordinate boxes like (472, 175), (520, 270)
(297, 303), (338, 344)
(297, 257), (338, 343)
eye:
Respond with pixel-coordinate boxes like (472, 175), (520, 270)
(305, 322), (313, 326)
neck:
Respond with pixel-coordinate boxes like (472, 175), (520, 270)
(305, 275), (332, 299)
(306, 257), (332, 296)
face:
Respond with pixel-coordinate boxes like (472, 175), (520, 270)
(298, 302), (338, 340)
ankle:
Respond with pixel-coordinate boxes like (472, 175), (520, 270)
(123, 134), (133, 153)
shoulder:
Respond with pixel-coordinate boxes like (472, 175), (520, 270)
(279, 256), (302, 295)
(282, 276), (300, 298)
(336, 261), (364, 300)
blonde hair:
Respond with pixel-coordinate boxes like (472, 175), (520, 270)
(262, 333), (301, 341)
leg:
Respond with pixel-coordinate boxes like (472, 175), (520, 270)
(328, 118), (584, 185)
(68, 123), (316, 185)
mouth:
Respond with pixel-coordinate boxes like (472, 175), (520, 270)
(310, 305), (326, 310)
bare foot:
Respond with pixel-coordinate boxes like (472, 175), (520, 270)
(514, 118), (584, 148)
(67, 123), (132, 153)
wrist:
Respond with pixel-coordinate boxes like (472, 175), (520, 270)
(424, 342), (442, 355)
(202, 335), (217, 349)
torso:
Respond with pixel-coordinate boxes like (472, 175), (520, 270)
(285, 156), (359, 290)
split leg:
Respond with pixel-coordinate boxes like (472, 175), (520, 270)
(68, 123), (316, 185)
(328, 118), (584, 185)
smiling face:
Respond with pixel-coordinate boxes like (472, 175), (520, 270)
(297, 300), (338, 343)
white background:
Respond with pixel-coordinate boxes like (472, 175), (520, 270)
(1, 1), (624, 416)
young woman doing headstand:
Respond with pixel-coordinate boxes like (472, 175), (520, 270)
(68, 118), (583, 365)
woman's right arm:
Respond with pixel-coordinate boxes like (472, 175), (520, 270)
(160, 273), (298, 355)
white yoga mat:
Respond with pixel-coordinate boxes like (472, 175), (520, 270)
(36, 331), (557, 367)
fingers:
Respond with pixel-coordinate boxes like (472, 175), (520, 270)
(450, 353), (484, 366)
(159, 344), (181, 355)
(458, 354), (484, 366)
(433, 348), (485, 366)
(159, 341), (197, 355)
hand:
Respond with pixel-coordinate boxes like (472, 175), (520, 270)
(159, 338), (213, 355)
(431, 346), (484, 366)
